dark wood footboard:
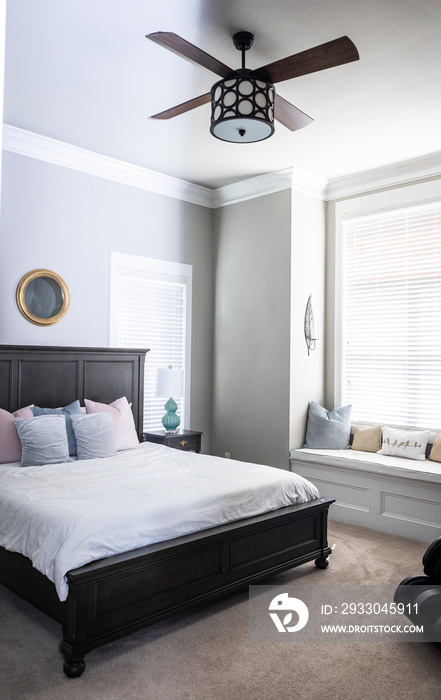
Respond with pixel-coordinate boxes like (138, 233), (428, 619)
(1, 497), (333, 676)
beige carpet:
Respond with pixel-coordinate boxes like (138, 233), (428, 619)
(2, 521), (441, 700)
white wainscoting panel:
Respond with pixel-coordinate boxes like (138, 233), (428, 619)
(290, 455), (441, 543)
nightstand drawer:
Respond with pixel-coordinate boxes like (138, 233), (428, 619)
(174, 435), (199, 452)
(143, 430), (202, 453)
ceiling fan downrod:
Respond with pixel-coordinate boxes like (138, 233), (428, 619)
(232, 31), (254, 71)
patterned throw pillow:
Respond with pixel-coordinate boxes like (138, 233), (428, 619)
(377, 426), (430, 461)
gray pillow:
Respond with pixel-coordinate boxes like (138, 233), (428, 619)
(71, 413), (116, 460)
(305, 401), (352, 449)
(15, 414), (71, 467)
(32, 400), (82, 456)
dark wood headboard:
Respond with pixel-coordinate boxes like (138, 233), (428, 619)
(0, 345), (149, 440)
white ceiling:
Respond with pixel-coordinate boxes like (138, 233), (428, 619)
(4, 0), (441, 189)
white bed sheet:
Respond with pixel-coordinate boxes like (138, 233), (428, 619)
(0, 442), (319, 601)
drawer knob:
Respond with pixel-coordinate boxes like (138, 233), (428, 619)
(180, 440), (188, 447)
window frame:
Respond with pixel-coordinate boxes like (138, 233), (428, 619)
(334, 178), (441, 428)
(109, 252), (192, 431)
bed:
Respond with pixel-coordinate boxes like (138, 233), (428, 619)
(0, 345), (333, 677)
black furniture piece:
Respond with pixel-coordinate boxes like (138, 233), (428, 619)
(0, 345), (334, 677)
(143, 428), (202, 453)
(394, 536), (441, 645)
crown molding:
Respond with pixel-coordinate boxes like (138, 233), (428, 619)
(213, 166), (328, 207)
(2, 124), (214, 208)
(5, 124), (440, 208)
(326, 151), (441, 200)
(2, 125), (327, 208)
(212, 168), (294, 207)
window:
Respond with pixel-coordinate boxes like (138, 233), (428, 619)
(338, 199), (441, 430)
(110, 252), (192, 431)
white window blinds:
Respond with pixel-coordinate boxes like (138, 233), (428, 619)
(110, 254), (192, 432)
(341, 200), (441, 430)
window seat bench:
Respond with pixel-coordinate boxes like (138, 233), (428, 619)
(290, 447), (441, 543)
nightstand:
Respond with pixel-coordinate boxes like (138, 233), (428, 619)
(143, 429), (202, 453)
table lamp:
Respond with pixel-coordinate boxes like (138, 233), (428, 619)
(156, 366), (184, 433)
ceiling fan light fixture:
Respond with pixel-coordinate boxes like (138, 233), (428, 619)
(147, 31), (358, 136)
(210, 75), (275, 143)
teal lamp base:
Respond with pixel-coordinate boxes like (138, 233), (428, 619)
(161, 397), (181, 434)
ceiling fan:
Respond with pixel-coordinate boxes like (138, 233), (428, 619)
(146, 31), (359, 143)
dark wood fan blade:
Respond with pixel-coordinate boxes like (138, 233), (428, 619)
(150, 93), (211, 120)
(274, 95), (313, 131)
(253, 36), (359, 84)
(147, 32), (234, 79)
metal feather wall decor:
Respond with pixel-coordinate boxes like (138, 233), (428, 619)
(304, 294), (317, 355)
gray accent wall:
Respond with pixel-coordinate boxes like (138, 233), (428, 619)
(211, 187), (326, 468)
(0, 151), (214, 449)
(212, 190), (292, 468)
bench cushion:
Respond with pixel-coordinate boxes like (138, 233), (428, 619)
(290, 447), (441, 484)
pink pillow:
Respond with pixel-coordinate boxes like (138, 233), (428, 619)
(0, 405), (34, 463)
(84, 396), (139, 451)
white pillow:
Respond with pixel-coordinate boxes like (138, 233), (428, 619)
(71, 413), (116, 460)
(377, 426), (430, 461)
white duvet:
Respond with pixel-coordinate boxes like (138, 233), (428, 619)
(0, 442), (319, 601)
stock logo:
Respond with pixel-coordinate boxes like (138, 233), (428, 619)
(269, 593), (309, 633)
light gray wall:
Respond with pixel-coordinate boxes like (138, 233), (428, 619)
(211, 190), (292, 468)
(0, 151), (214, 449)
(289, 188), (326, 448)
(0, 151), (327, 464)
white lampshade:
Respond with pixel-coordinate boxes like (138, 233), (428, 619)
(156, 367), (184, 399)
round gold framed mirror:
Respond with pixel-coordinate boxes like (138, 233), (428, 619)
(16, 269), (70, 326)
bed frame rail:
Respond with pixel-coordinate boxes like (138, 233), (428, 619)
(59, 497), (333, 676)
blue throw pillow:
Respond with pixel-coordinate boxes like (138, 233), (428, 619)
(305, 401), (352, 449)
(32, 400), (82, 456)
